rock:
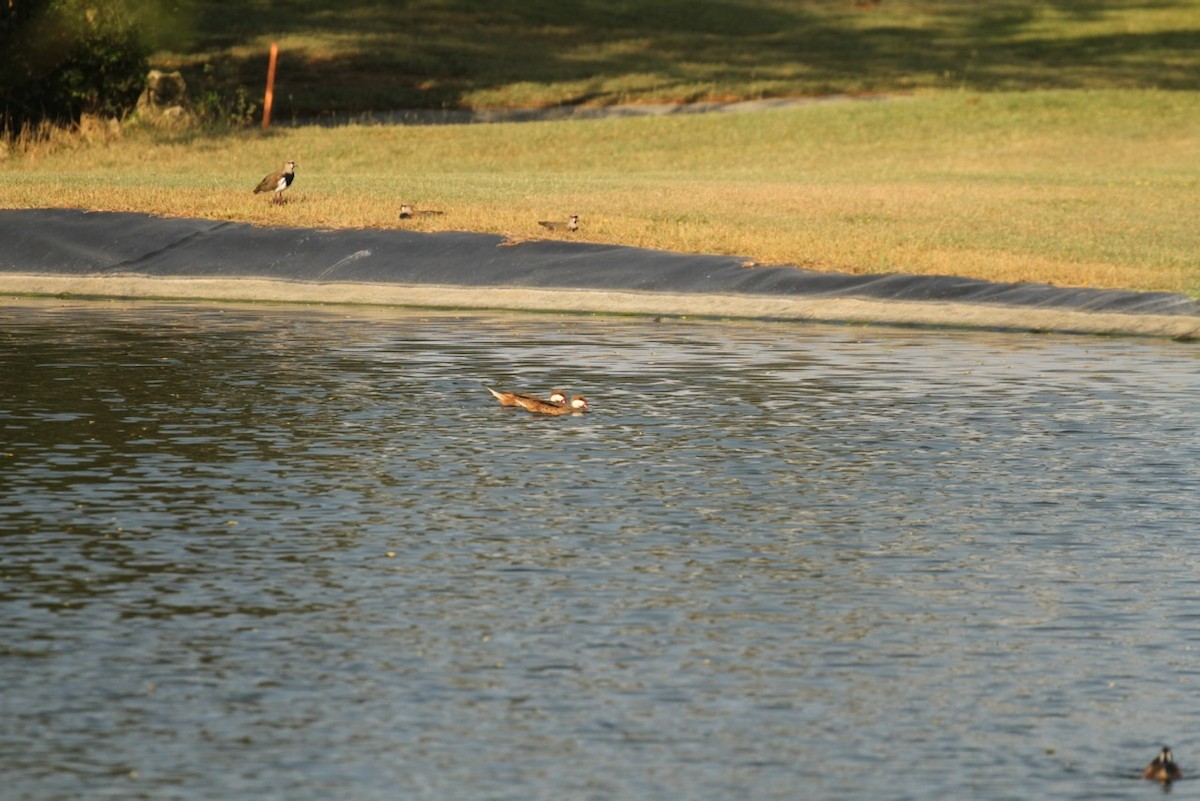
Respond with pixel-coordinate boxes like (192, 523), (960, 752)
(138, 70), (188, 111)
(136, 70), (191, 126)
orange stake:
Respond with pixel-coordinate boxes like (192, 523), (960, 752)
(262, 42), (278, 131)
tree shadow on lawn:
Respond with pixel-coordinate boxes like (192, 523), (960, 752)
(164, 0), (1200, 118)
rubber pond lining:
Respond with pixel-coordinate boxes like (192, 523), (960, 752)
(2, 208), (1197, 339)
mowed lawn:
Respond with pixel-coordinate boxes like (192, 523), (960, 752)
(2, 0), (1198, 295)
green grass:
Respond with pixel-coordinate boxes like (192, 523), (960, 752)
(4, 90), (1197, 295)
(152, 0), (1200, 117)
(3, 0), (1199, 296)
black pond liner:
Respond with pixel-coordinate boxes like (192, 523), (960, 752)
(2, 208), (1197, 338)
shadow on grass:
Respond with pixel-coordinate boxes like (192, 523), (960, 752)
(161, 0), (1200, 118)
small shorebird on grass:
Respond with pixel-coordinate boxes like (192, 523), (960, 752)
(399, 203), (445, 219)
(538, 214), (579, 232)
(253, 160), (296, 203)
(486, 387), (567, 409)
(1144, 747), (1183, 783)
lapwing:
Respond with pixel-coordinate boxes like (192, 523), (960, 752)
(254, 160), (296, 203)
(538, 214), (579, 232)
(399, 203), (445, 219)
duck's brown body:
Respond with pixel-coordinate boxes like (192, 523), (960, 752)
(522, 394), (588, 416)
(486, 387), (566, 409)
(486, 387), (585, 415)
(1144, 747), (1182, 782)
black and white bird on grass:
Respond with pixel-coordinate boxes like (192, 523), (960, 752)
(538, 214), (579, 232)
(253, 160), (296, 203)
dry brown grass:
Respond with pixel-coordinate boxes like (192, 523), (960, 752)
(3, 91), (1198, 295)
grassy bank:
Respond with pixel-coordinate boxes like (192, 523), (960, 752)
(3, 90), (1197, 295)
(3, 1), (1199, 296)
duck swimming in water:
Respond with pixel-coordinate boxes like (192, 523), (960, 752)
(486, 387), (567, 409)
(1144, 746), (1182, 783)
(520, 394), (588, 416)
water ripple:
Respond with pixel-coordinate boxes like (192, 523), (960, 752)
(2, 300), (1198, 801)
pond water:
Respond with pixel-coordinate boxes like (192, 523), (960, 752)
(2, 299), (1199, 801)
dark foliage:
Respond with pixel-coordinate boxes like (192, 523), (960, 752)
(1, 0), (149, 129)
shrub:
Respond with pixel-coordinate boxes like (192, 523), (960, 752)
(1, 0), (149, 129)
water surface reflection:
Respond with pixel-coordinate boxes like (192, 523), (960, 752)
(2, 300), (1198, 800)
